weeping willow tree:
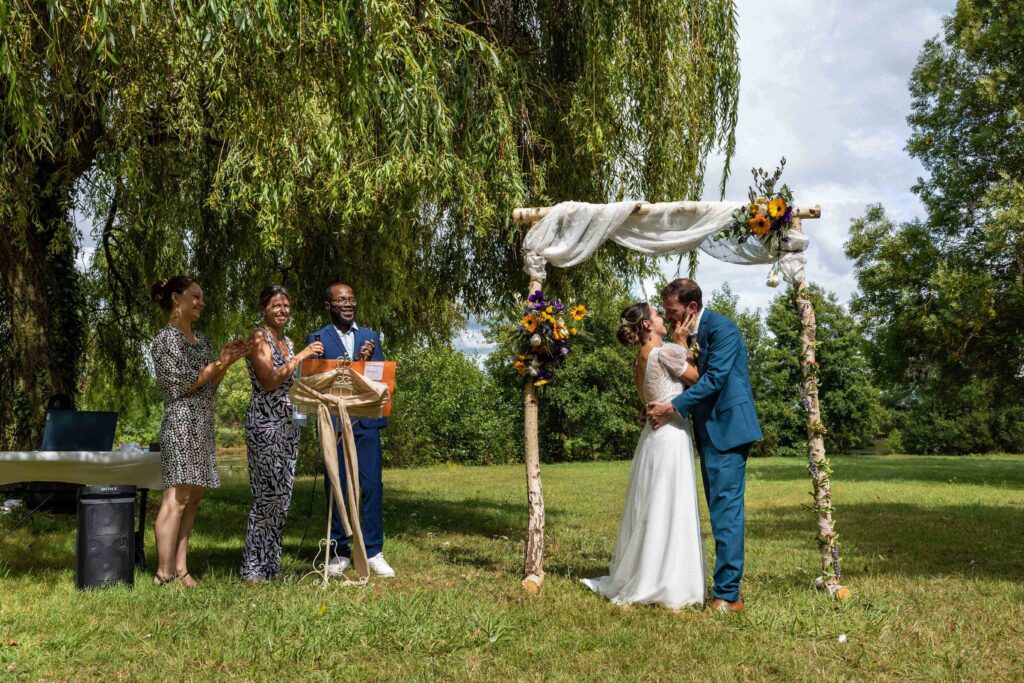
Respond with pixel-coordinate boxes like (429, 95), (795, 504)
(0, 0), (739, 448)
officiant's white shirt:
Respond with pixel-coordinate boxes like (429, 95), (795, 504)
(332, 321), (359, 359)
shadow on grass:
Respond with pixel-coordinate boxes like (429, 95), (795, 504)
(4, 468), (1021, 584)
(750, 455), (1024, 489)
(748, 500), (1024, 582)
(0, 474), (555, 577)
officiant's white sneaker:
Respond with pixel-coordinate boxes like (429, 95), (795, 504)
(367, 553), (396, 578)
(326, 556), (351, 576)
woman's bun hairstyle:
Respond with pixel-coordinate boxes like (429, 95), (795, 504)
(616, 302), (651, 348)
(150, 276), (195, 311)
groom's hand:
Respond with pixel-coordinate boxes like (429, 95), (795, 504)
(646, 401), (676, 429)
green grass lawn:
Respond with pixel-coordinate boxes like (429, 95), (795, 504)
(2, 454), (1023, 681)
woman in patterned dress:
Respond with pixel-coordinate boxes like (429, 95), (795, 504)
(240, 285), (323, 583)
(150, 276), (249, 587)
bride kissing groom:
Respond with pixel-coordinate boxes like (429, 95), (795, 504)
(582, 278), (762, 612)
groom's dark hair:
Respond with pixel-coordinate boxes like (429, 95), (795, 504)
(661, 279), (702, 309)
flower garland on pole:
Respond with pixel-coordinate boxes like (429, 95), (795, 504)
(514, 290), (587, 387)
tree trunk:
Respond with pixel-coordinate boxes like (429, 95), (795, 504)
(522, 277), (545, 593)
(0, 162), (85, 450)
(791, 218), (850, 600)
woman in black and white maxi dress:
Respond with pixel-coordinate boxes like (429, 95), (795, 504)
(240, 285), (323, 582)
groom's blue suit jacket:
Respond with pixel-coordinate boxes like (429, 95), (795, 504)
(670, 309), (762, 452)
(306, 324), (388, 431)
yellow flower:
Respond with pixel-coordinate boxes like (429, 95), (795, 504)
(768, 196), (787, 219)
(749, 213), (771, 236)
(545, 306), (553, 313)
(571, 327), (578, 335)
(534, 378), (550, 387)
(513, 360), (527, 375)
(570, 304), (587, 321)
(540, 312), (555, 324)
(520, 314), (538, 332)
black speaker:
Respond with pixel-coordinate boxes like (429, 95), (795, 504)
(76, 485), (136, 590)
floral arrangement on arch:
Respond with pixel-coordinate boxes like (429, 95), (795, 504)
(720, 157), (795, 255)
(513, 289), (587, 387)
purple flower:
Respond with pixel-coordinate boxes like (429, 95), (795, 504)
(528, 290), (547, 309)
(782, 206), (793, 223)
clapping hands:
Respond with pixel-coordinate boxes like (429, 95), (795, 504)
(219, 339), (250, 366)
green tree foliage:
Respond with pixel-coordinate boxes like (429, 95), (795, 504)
(0, 0), (741, 448)
(846, 1), (1024, 453)
(382, 345), (518, 467)
(706, 284), (882, 458)
(485, 289), (638, 462)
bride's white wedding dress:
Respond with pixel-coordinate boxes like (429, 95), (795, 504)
(581, 343), (705, 609)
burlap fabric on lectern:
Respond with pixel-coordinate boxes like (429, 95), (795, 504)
(289, 365), (390, 581)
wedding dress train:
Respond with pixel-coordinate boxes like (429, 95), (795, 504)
(581, 343), (705, 609)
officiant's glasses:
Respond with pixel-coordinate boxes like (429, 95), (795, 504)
(328, 296), (357, 305)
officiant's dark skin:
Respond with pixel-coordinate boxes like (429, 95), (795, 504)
(324, 283), (375, 360)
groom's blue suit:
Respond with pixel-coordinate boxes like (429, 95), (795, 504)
(670, 308), (762, 602)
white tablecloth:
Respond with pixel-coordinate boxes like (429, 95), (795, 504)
(0, 451), (163, 489)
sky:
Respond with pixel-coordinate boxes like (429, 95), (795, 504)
(458, 0), (957, 355)
(672, 0), (955, 312)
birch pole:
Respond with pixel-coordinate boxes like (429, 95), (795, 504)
(790, 217), (850, 600)
(522, 277), (546, 593)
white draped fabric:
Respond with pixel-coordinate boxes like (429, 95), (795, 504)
(521, 201), (809, 287)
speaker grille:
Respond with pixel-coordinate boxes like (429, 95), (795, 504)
(76, 489), (136, 590)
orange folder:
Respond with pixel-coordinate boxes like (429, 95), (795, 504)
(299, 359), (397, 416)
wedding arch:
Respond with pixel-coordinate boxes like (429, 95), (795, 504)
(510, 199), (850, 600)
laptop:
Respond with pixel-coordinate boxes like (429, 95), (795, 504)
(40, 411), (118, 451)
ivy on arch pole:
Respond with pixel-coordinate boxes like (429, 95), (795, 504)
(511, 201), (850, 600)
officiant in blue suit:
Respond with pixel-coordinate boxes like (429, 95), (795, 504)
(306, 282), (395, 578)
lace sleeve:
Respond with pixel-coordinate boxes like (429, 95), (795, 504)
(657, 343), (690, 378)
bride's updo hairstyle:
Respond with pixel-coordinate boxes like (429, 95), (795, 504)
(150, 276), (195, 311)
(616, 302), (652, 348)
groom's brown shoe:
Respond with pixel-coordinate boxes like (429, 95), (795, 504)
(709, 598), (744, 613)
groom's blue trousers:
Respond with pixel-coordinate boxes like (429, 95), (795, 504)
(696, 426), (749, 603)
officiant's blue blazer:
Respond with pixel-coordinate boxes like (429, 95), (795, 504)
(670, 309), (762, 452)
(306, 324), (388, 431)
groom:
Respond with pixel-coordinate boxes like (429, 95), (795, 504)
(646, 278), (762, 613)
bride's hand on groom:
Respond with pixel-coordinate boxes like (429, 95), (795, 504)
(646, 401), (676, 429)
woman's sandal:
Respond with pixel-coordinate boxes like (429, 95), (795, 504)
(153, 573), (177, 586)
(177, 571), (198, 588)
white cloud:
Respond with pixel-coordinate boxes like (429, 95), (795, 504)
(678, 0), (956, 314)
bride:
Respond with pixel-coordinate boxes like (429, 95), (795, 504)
(581, 302), (706, 609)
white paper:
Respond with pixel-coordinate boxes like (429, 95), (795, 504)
(363, 362), (385, 381)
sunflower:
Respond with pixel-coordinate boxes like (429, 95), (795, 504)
(749, 213), (771, 236)
(520, 313), (538, 332)
(540, 311), (555, 324)
(570, 304), (587, 321)
(768, 196), (788, 219)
